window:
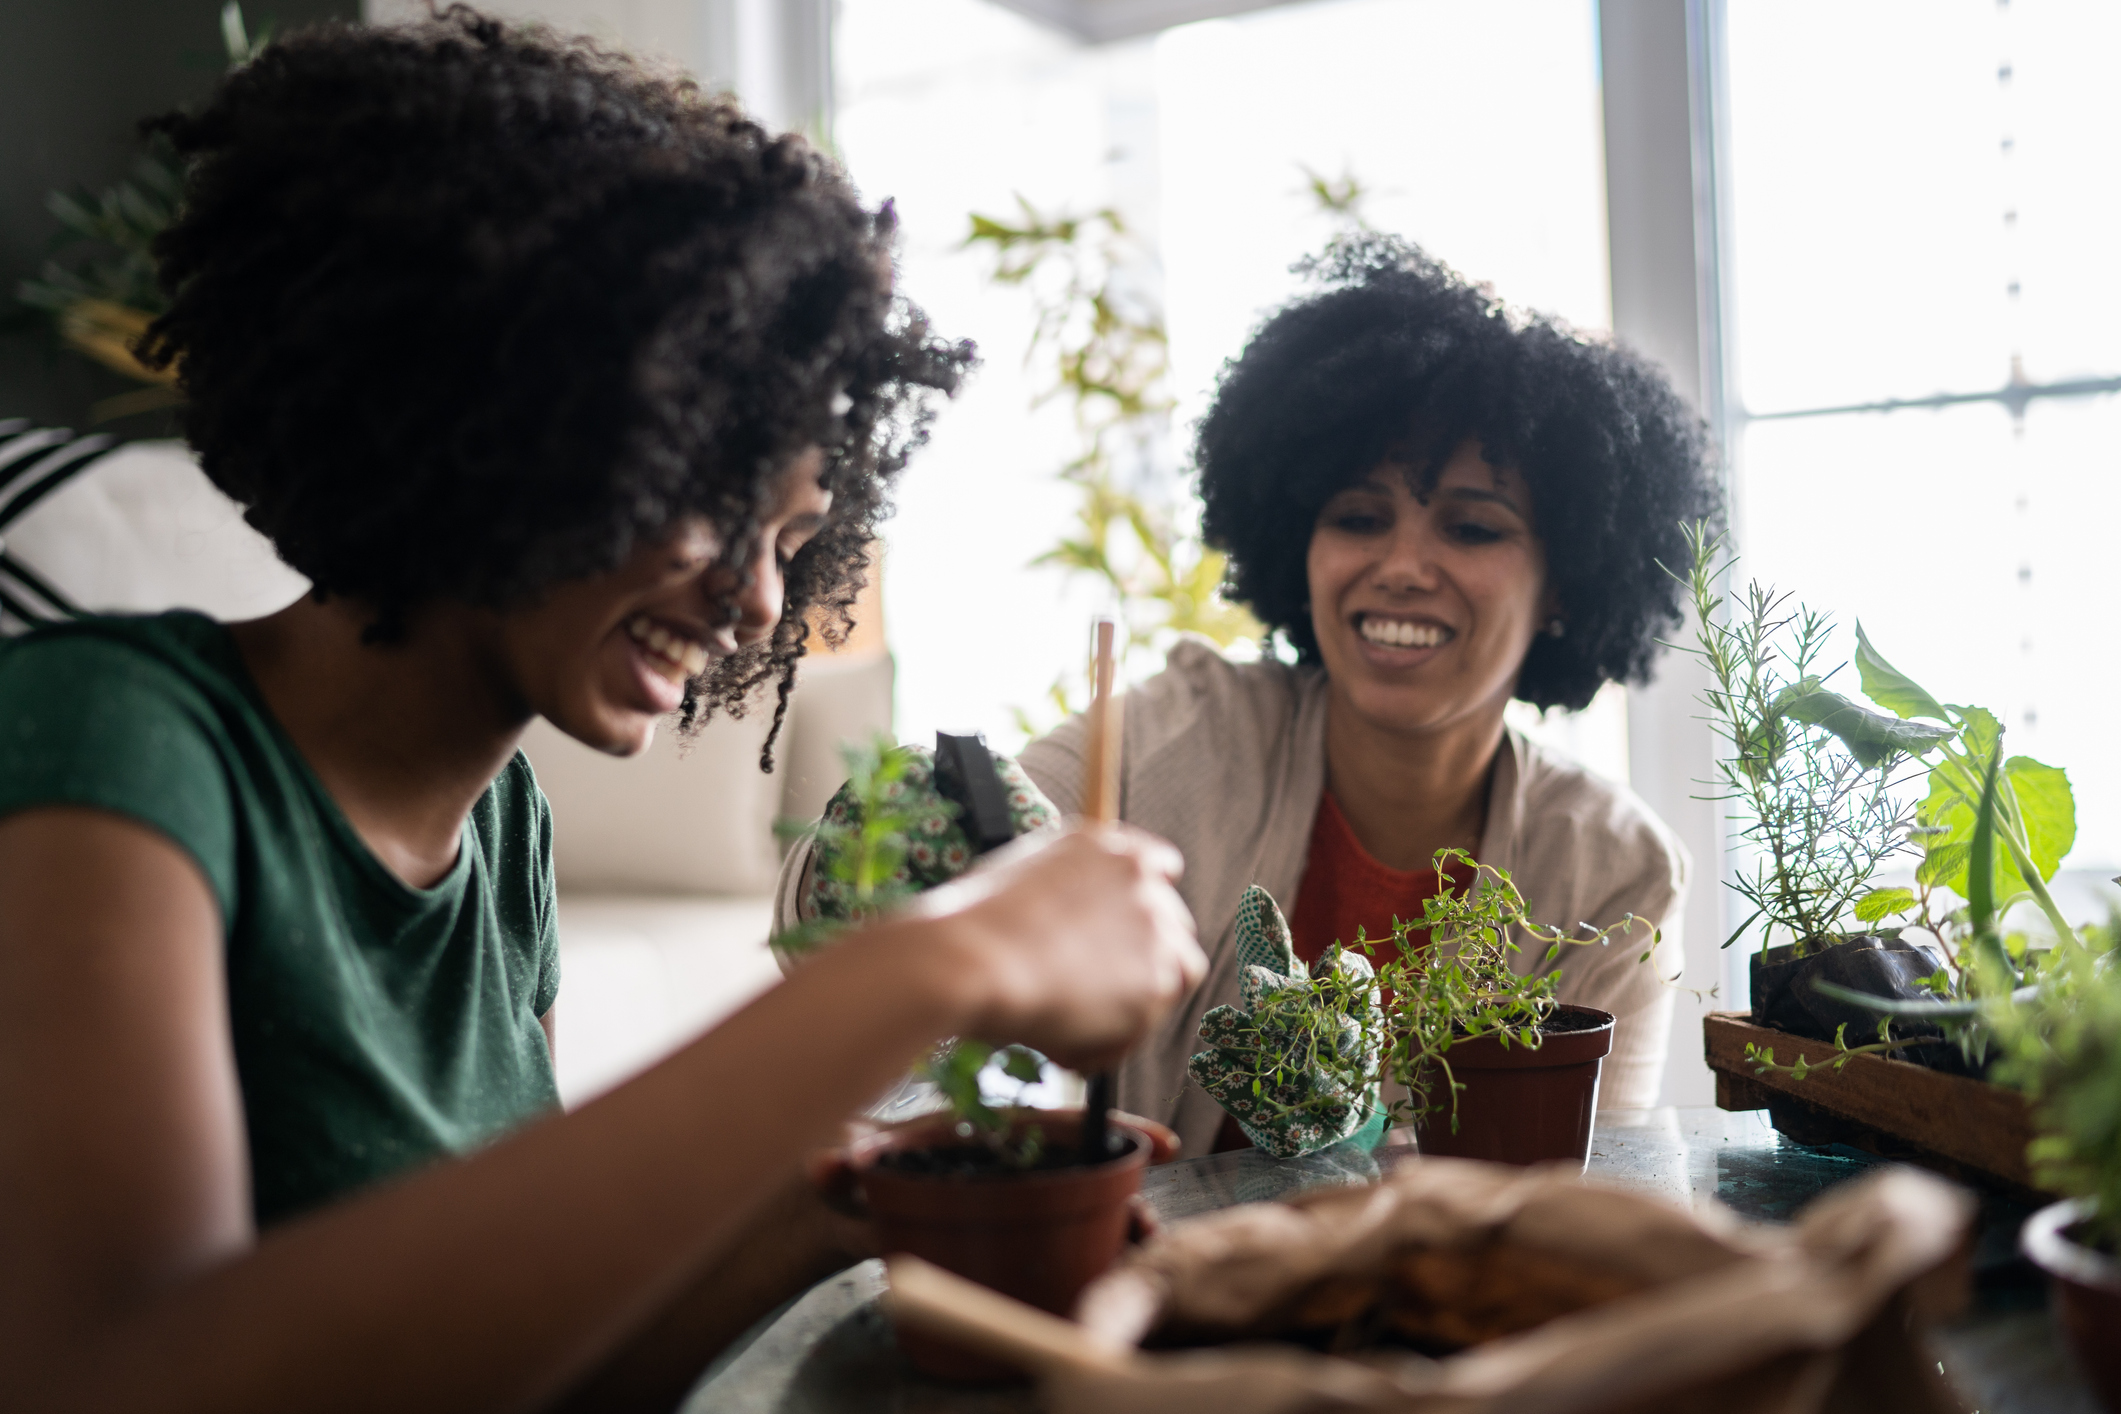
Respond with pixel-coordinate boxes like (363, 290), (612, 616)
(1721, 0), (2121, 914)
(837, 0), (1617, 772)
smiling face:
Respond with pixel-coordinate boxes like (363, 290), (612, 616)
(495, 449), (834, 756)
(1307, 440), (1551, 742)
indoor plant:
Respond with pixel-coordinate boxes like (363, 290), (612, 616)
(14, 3), (263, 424)
(1993, 921), (2121, 1410)
(1676, 524), (2077, 1083)
(1677, 525), (2084, 1180)
(1810, 755), (2119, 1404)
(1190, 857), (1652, 1168)
(1673, 525), (1953, 1042)
(779, 735), (1171, 1380)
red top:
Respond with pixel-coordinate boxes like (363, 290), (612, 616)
(1211, 792), (1470, 1152)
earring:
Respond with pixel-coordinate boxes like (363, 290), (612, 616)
(1545, 617), (1566, 639)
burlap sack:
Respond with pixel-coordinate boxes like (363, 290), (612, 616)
(1042, 1158), (1972, 1414)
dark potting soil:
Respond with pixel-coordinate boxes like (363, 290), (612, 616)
(876, 1132), (1142, 1179)
(1441, 1010), (1607, 1042)
(1533, 1009), (1609, 1035)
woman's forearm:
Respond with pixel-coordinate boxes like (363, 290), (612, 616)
(39, 916), (977, 1414)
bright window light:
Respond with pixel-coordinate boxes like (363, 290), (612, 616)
(1724, 0), (2121, 892)
(837, 0), (1613, 768)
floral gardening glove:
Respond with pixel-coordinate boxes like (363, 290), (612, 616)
(801, 745), (1061, 925)
(1186, 886), (1383, 1159)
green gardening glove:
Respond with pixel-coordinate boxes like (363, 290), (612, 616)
(801, 744), (1060, 925)
(1187, 886), (1383, 1159)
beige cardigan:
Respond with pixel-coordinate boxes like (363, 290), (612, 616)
(776, 639), (1687, 1157)
(1014, 641), (1686, 1156)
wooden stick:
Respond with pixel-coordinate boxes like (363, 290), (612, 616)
(1081, 616), (1122, 1159)
(1081, 617), (1123, 825)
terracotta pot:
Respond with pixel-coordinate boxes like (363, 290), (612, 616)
(2021, 1197), (2121, 1411)
(818, 1106), (1175, 1381)
(1411, 1004), (1614, 1170)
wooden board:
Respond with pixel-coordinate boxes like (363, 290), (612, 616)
(1702, 1012), (2046, 1194)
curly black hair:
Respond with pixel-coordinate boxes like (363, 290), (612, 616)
(139, 8), (971, 763)
(1196, 235), (1721, 712)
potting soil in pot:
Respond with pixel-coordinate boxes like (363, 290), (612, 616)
(858, 1115), (1156, 1381)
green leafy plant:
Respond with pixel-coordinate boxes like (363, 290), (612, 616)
(1297, 163), (1372, 231)
(1217, 851), (1653, 1134)
(1847, 624), (2076, 950)
(1809, 755), (2120, 1246)
(1990, 916), (2121, 1250)
(771, 735), (1048, 1160)
(1673, 525), (1951, 959)
(14, 4), (265, 422)
(1748, 745), (2024, 1075)
(1750, 659), (2068, 1081)
(963, 198), (1259, 734)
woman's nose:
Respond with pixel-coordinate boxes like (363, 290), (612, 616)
(1372, 520), (1442, 593)
(730, 549), (783, 646)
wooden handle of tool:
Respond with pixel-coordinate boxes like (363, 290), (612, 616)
(1082, 618), (1123, 825)
(881, 1254), (1128, 1376)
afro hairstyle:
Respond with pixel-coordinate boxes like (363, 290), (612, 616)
(1196, 235), (1721, 711)
(140, 7), (972, 763)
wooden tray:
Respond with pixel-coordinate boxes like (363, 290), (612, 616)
(1703, 1011), (2048, 1196)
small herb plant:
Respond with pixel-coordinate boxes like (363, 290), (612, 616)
(772, 735), (1049, 1162)
(1673, 525), (1951, 958)
(1218, 851), (1653, 1134)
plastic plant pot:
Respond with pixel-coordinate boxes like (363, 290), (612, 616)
(2022, 1197), (2121, 1412)
(818, 1107), (1175, 1382)
(1411, 1004), (1614, 1170)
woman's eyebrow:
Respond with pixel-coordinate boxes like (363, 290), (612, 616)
(1438, 485), (1524, 514)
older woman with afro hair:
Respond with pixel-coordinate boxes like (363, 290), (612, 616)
(0, 12), (1205, 1413)
(1017, 236), (1723, 1155)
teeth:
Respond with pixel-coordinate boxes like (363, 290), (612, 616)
(625, 614), (708, 680)
(1361, 617), (1447, 649)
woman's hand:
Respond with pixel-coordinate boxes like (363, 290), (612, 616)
(892, 824), (1205, 1072)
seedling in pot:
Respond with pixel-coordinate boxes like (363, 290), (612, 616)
(1195, 852), (1654, 1148)
(772, 734), (1052, 1167)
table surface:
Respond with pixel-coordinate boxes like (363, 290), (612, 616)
(683, 1106), (2102, 1413)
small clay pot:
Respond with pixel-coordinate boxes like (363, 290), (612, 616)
(817, 1106), (1175, 1381)
(1411, 1004), (1613, 1170)
(2021, 1197), (2121, 1411)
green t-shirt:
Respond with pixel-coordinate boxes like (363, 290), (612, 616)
(0, 612), (562, 1227)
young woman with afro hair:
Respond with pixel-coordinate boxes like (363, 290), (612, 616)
(1015, 236), (1724, 1154)
(0, 12), (1203, 1412)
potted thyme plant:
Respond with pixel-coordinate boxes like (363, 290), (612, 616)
(1189, 859), (1652, 1168)
(780, 736), (1173, 1381)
